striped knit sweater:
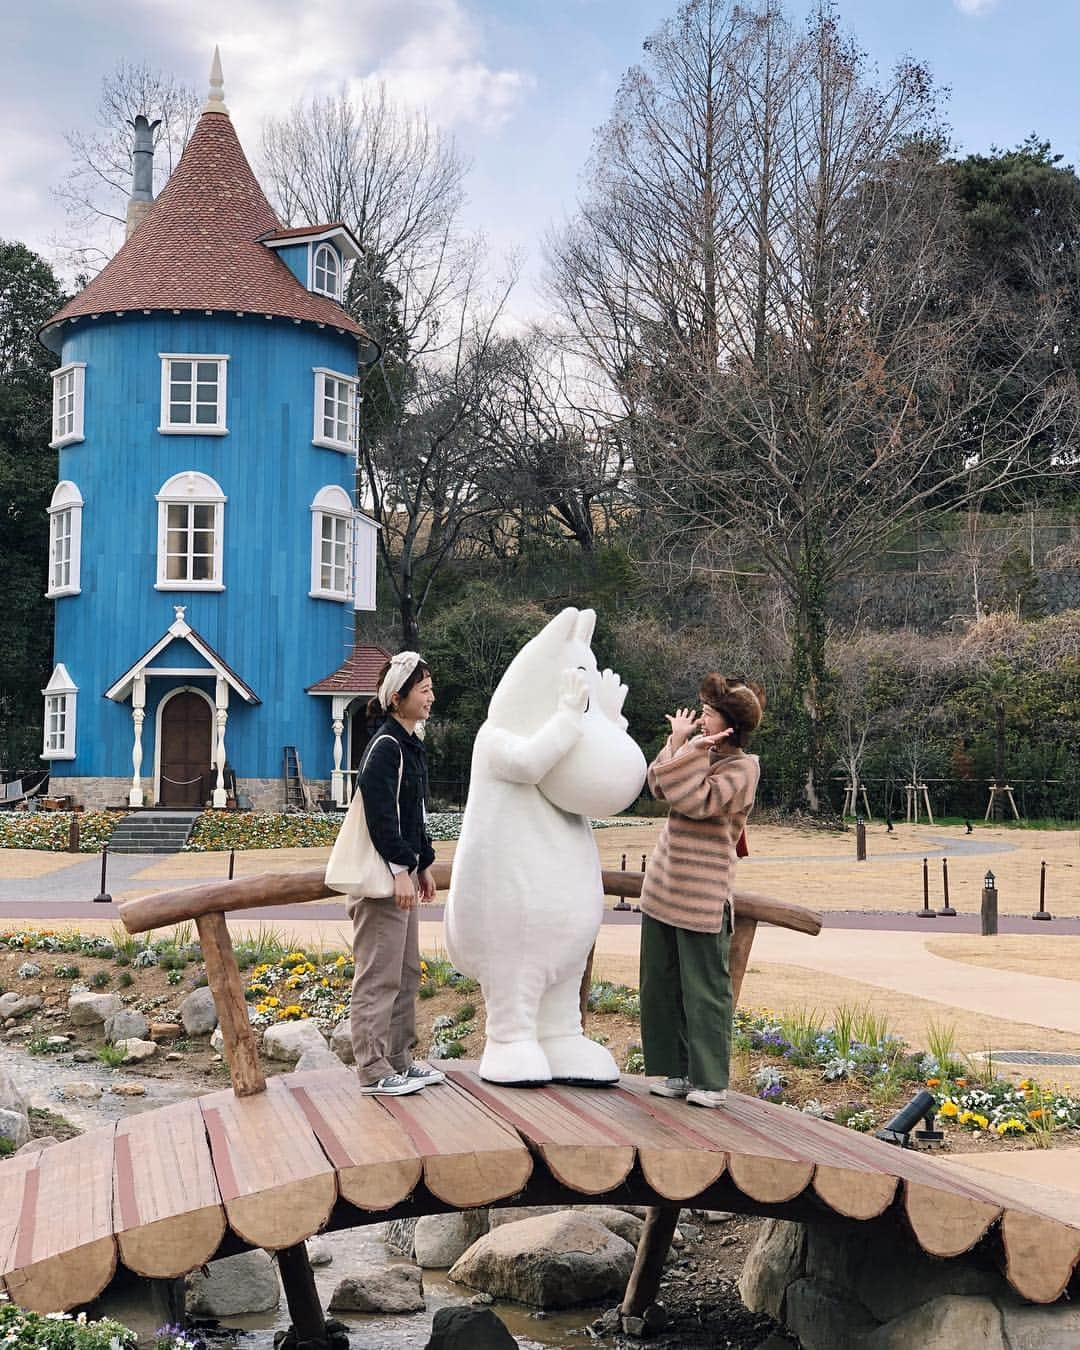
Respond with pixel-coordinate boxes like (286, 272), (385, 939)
(638, 738), (760, 933)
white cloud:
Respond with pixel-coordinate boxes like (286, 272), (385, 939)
(953, 0), (997, 14)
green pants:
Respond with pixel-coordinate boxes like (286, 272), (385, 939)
(639, 909), (733, 1092)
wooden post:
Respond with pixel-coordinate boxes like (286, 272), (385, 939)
(195, 911), (265, 1096)
(729, 915), (758, 1007)
(67, 815), (80, 853)
(621, 1203), (681, 1321)
(981, 873), (999, 937)
(277, 1242), (328, 1345)
(855, 818), (867, 862)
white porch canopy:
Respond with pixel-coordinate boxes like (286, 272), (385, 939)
(105, 606), (259, 808)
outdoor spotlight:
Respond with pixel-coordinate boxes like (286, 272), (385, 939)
(874, 1090), (943, 1149)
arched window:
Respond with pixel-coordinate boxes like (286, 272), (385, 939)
(42, 664), (77, 760)
(47, 481), (84, 598)
(310, 485), (353, 601)
(312, 243), (341, 298)
(155, 471), (226, 590)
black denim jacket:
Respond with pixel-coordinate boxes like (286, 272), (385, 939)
(359, 717), (435, 873)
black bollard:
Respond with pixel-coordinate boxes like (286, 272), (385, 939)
(228, 848), (235, 881)
(93, 844), (112, 904)
(917, 857), (936, 917)
(1032, 860), (1052, 922)
(964, 820), (973, 835)
(613, 852), (631, 910)
(856, 815), (867, 862)
(981, 870), (998, 936)
(939, 858), (956, 916)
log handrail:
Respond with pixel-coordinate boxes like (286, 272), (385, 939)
(116, 862), (823, 938)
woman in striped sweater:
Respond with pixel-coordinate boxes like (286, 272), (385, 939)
(639, 675), (765, 1108)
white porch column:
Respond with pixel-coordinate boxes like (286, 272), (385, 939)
(212, 677), (229, 808)
(331, 695), (348, 806)
(128, 674), (146, 807)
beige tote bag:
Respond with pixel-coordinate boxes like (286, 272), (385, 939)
(324, 734), (403, 900)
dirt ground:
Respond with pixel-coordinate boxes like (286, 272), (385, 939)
(925, 934), (1080, 981)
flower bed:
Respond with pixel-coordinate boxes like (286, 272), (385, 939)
(0, 811), (127, 853)
(0, 1301), (135, 1350)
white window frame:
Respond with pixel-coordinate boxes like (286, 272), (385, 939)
(41, 664), (77, 761)
(155, 471), (226, 591)
(50, 362), (85, 448)
(310, 242), (342, 299)
(46, 481), (84, 598)
(312, 368), (358, 452)
(158, 354), (229, 435)
(310, 485), (354, 601)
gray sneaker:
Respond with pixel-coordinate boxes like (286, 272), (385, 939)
(359, 1073), (426, 1096)
(406, 1062), (447, 1086)
(649, 1077), (691, 1098)
(686, 1088), (728, 1109)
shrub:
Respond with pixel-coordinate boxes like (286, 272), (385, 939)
(117, 971), (133, 988)
(98, 1044), (126, 1068)
(0, 1303), (136, 1350)
(54, 964), (80, 980)
(90, 971), (110, 989)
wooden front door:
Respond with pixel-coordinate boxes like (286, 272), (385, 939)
(159, 691), (212, 807)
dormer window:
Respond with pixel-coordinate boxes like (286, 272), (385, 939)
(50, 362), (85, 447)
(312, 243), (341, 299)
(159, 354), (229, 435)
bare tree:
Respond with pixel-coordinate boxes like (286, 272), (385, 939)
(54, 63), (199, 273)
(548, 0), (1078, 811)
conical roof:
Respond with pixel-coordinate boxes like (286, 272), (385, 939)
(42, 107), (365, 347)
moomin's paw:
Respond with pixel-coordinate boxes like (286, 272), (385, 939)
(479, 1038), (553, 1086)
(540, 1033), (620, 1086)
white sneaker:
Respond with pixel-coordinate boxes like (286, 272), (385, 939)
(687, 1088), (728, 1109)
(359, 1073), (426, 1096)
(405, 1062), (446, 1086)
(650, 1077), (691, 1098)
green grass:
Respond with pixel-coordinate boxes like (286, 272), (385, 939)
(97, 1043), (126, 1068)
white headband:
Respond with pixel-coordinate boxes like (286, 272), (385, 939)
(378, 651), (422, 711)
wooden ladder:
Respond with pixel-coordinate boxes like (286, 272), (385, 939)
(282, 746), (309, 811)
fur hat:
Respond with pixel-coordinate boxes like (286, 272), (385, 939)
(699, 674), (766, 745)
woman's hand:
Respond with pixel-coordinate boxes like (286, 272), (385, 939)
(665, 707), (700, 748)
(418, 867), (437, 903)
(689, 728), (734, 752)
(394, 870), (418, 911)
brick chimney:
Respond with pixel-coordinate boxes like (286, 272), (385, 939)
(125, 114), (160, 239)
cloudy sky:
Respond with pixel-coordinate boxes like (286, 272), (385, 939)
(5, 0), (1080, 321)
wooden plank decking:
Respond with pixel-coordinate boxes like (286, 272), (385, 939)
(1, 1065), (1078, 1312)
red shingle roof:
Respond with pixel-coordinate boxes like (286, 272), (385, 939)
(42, 110), (366, 343)
(306, 644), (393, 696)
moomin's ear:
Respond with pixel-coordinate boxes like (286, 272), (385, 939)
(574, 609), (597, 645)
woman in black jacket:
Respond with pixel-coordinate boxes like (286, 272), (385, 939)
(349, 652), (443, 1096)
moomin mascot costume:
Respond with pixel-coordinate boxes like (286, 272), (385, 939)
(446, 607), (647, 1086)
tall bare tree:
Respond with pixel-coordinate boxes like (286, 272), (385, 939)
(548, 0), (1078, 811)
(55, 63), (199, 273)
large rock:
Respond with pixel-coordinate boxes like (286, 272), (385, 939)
(738, 1219), (807, 1320)
(105, 1009), (149, 1043)
(68, 992), (123, 1027)
(295, 1046), (348, 1074)
(186, 1250), (280, 1316)
(574, 1206), (643, 1249)
(0, 1107), (30, 1151)
(414, 1212), (491, 1269)
(261, 1019), (328, 1063)
(424, 1306), (518, 1349)
(448, 1211), (635, 1309)
(1000, 1298), (1080, 1349)
(59, 1081), (103, 1101)
(331, 1019), (355, 1064)
(116, 1038), (158, 1064)
(488, 1206), (563, 1229)
(785, 1277), (878, 1350)
(0, 1065), (28, 1115)
(865, 1294), (1007, 1350)
(180, 987), (219, 1036)
(0, 994), (41, 1020)
(16, 1136), (58, 1156)
(328, 1262), (425, 1313)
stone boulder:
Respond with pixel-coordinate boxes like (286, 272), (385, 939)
(295, 1046), (347, 1074)
(385, 1218), (419, 1257)
(573, 1206), (644, 1249)
(116, 1038), (158, 1064)
(785, 1277), (879, 1350)
(16, 1136), (58, 1156)
(448, 1211), (635, 1309)
(180, 987), (219, 1036)
(186, 1250), (280, 1317)
(68, 992), (123, 1027)
(149, 1022), (181, 1041)
(0, 1066), (28, 1116)
(306, 1237), (334, 1268)
(59, 1081), (103, 1101)
(0, 1107), (30, 1151)
(487, 1206), (563, 1229)
(865, 1294), (1007, 1350)
(328, 1262), (425, 1314)
(330, 1019), (355, 1064)
(738, 1219), (807, 1320)
(414, 1212), (491, 1269)
(105, 1009), (149, 1044)
(424, 1306), (518, 1349)
(1000, 1298), (1080, 1349)
(0, 993), (41, 1020)
(262, 1019), (328, 1063)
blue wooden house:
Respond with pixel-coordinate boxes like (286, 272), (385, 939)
(38, 54), (383, 811)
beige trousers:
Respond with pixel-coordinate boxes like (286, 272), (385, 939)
(348, 897), (421, 1084)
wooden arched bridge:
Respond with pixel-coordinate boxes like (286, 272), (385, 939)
(1, 865), (1078, 1335)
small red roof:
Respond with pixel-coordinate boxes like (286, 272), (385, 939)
(42, 109), (367, 344)
(307, 644), (393, 696)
